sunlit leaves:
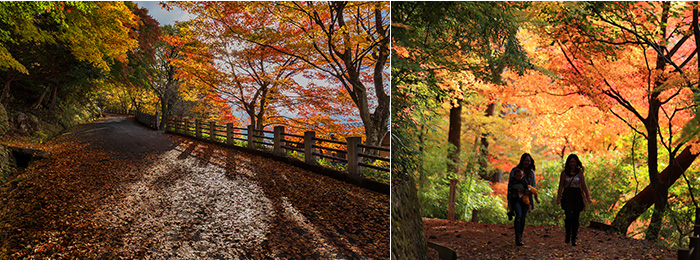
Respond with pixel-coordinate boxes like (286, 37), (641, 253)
(170, 1), (390, 146)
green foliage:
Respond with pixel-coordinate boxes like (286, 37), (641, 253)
(418, 174), (508, 224)
(55, 100), (101, 131)
(392, 1), (533, 84)
(0, 103), (7, 136)
(361, 160), (389, 185)
(525, 160), (566, 226)
(316, 157), (347, 171)
(526, 155), (633, 227)
(287, 150), (304, 161)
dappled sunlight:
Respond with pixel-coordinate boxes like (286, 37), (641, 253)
(279, 196), (365, 258)
(95, 147), (274, 258)
(167, 137), (390, 259)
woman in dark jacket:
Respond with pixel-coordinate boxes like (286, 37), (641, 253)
(556, 154), (592, 246)
(507, 153), (539, 246)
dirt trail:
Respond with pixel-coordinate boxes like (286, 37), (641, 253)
(424, 218), (674, 260)
(0, 114), (389, 259)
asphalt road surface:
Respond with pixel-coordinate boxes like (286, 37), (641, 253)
(0, 114), (389, 259)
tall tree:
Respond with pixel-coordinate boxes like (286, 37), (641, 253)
(0, 1), (137, 106)
(169, 1), (390, 147)
(106, 2), (162, 113)
(148, 25), (184, 129)
(169, 23), (303, 132)
(392, 2), (532, 258)
(533, 1), (700, 240)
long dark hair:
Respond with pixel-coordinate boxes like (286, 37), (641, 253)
(564, 154), (584, 175)
(516, 153), (536, 172)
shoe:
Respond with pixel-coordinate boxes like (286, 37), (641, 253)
(516, 234), (524, 246)
(565, 236), (570, 244)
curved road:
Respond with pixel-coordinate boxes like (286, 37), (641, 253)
(0, 114), (389, 259)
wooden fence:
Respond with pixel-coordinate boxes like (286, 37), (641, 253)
(160, 116), (389, 176)
(136, 111), (159, 130)
(678, 208), (700, 260)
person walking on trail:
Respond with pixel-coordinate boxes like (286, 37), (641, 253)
(507, 153), (539, 246)
(556, 154), (592, 246)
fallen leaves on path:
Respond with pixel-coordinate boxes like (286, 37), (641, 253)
(0, 116), (389, 259)
(424, 218), (674, 260)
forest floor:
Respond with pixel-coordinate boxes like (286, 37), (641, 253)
(425, 218), (675, 260)
(0, 114), (389, 259)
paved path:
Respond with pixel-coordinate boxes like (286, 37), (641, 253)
(0, 114), (389, 259)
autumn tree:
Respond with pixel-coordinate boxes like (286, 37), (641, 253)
(169, 1), (390, 147)
(142, 25), (186, 129)
(169, 19), (304, 132)
(533, 1), (700, 240)
(105, 2), (162, 114)
(392, 2), (533, 258)
(0, 2), (137, 107)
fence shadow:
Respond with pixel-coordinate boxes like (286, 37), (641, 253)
(219, 144), (390, 259)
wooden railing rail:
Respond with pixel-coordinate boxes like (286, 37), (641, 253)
(163, 118), (390, 177)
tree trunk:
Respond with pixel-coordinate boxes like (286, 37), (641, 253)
(447, 103), (462, 221)
(32, 85), (50, 109)
(642, 3), (670, 241)
(391, 175), (428, 260)
(160, 98), (168, 130)
(1, 79), (12, 103)
(49, 85), (58, 109)
(611, 145), (698, 235)
(478, 103), (496, 176)
(447, 104), (462, 175)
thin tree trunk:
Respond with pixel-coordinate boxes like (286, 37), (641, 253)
(160, 98), (168, 130)
(49, 85), (58, 109)
(1, 79), (12, 103)
(478, 103), (496, 176)
(447, 104), (462, 175)
(447, 103), (462, 221)
(32, 85), (50, 109)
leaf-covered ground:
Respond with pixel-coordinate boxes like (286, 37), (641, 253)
(424, 218), (674, 260)
(0, 114), (389, 259)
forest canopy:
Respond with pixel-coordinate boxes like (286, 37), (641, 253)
(392, 1), (700, 257)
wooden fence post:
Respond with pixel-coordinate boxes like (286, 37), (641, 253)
(274, 126), (285, 156)
(304, 131), (316, 165)
(210, 121), (216, 142)
(196, 119), (202, 139)
(184, 119), (190, 135)
(448, 179), (459, 221)
(247, 125), (255, 149)
(227, 123), (234, 145)
(346, 137), (362, 175)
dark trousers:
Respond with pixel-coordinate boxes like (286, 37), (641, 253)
(564, 208), (581, 238)
(513, 200), (528, 235)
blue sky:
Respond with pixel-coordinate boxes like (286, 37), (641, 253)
(134, 1), (193, 26)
